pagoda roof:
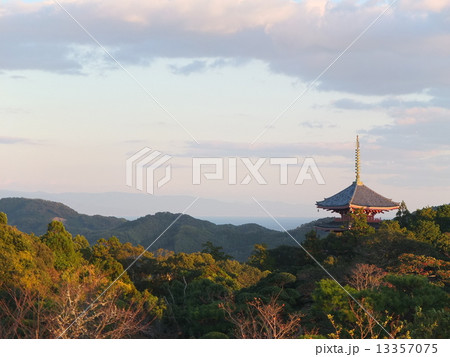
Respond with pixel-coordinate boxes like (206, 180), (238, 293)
(316, 181), (399, 211)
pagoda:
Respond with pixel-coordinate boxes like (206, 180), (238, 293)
(315, 136), (399, 231)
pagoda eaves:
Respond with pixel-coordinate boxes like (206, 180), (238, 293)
(315, 136), (399, 231)
(316, 181), (399, 214)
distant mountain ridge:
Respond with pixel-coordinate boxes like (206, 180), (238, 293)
(0, 190), (315, 218)
(0, 197), (327, 261)
(0, 197), (126, 237)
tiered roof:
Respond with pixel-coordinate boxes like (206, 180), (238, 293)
(316, 135), (399, 213)
(316, 181), (399, 211)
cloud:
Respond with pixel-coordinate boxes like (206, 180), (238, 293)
(179, 122), (450, 189)
(169, 60), (207, 75)
(9, 74), (26, 79)
(169, 57), (249, 75)
(331, 97), (432, 111)
(0, 106), (29, 115)
(183, 139), (354, 158)
(365, 106), (450, 150)
(332, 98), (375, 110)
(299, 121), (337, 129)
(0, 136), (35, 145)
(299, 121), (325, 129)
(1, 0), (450, 96)
(400, 0), (450, 13)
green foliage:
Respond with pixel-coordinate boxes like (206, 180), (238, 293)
(412, 219), (448, 254)
(90, 238), (131, 281)
(217, 259), (268, 289)
(436, 204), (450, 233)
(248, 244), (275, 271)
(266, 272), (296, 287)
(41, 221), (80, 271)
(0, 197), (311, 261)
(201, 241), (232, 261)
(0, 212), (7, 225)
(298, 333), (327, 339)
(163, 278), (231, 337)
(1, 200), (449, 339)
(201, 331), (229, 338)
(321, 233), (360, 262)
(0, 223), (55, 291)
(347, 209), (375, 236)
(262, 245), (309, 273)
(312, 274), (450, 339)
(0, 197), (125, 237)
(369, 275), (449, 320)
(415, 206), (437, 221)
(73, 234), (90, 251)
(393, 203), (449, 254)
(303, 230), (325, 262)
(312, 279), (358, 323)
(407, 307), (450, 338)
(395, 200), (411, 227)
(393, 253), (450, 290)
(234, 271), (301, 314)
(361, 221), (439, 268)
(414, 220), (441, 245)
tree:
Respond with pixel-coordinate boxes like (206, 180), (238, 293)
(412, 220), (448, 254)
(361, 221), (437, 268)
(0, 212), (7, 225)
(347, 209), (375, 236)
(312, 279), (358, 324)
(201, 241), (232, 261)
(217, 259), (267, 289)
(41, 221), (80, 271)
(201, 331), (229, 338)
(393, 253), (450, 288)
(415, 206), (437, 221)
(162, 278), (231, 338)
(0, 224), (162, 339)
(303, 230), (325, 262)
(313, 279), (404, 339)
(48, 265), (160, 339)
(407, 307), (450, 339)
(219, 295), (302, 339)
(436, 204), (450, 233)
(327, 298), (403, 339)
(0, 224), (56, 292)
(248, 244), (274, 271)
(395, 200), (411, 228)
(370, 275), (449, 321)
(413, 220), (441, 245)
(347, 264), (387, 291)
(0, 283), (49, 338)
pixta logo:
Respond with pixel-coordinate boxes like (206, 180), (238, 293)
(126, 148), (325, 194)
(126, 147), (172, 194)
(192, 157), (325, 185)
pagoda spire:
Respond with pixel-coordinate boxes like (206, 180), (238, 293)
(355, 135), (362, 185)
(315, 134), (400, 232)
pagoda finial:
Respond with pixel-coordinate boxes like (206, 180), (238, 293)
(355, 135), (362, 185)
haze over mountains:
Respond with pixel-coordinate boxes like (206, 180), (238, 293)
(0, 190), (317, 221)
(0, 197), (327, 261)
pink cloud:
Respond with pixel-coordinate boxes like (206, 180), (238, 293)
(3, 0), (450, 95)
(393, 107), (450, 125)
(400, 0), (450, 13)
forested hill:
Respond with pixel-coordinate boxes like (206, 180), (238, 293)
(0, 197), (325, 261)
(0, 202), (448, 338)
(0, 197), (126, 237)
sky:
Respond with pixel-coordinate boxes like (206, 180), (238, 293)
(1, 0), (449, 218)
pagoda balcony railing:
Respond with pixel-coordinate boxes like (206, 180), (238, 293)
(334, 217), (382, 223)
